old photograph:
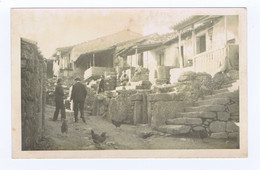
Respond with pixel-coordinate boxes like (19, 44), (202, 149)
(12, 8), (247, 158)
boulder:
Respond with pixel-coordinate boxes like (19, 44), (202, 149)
(158, 125), (191, 135)
(193, 126), (205, 131)
(226, 122), (239, 132)
(228, 132), (239, 139)
(166, 118), (202, 125)
(210, 132), (228, 139)
(175, 112), (216, 119)
(209, 121), (226, 133)
(227, 103), (239, 114)
(147, 93), (172, 102)
(217, 112), (230, 121)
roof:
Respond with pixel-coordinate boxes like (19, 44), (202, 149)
(70, 29), (142, 61)
(171, 15), (223, 31)
(117, 32), (177, 57)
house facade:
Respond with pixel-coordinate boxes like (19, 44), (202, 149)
(118, 15), (239, 85)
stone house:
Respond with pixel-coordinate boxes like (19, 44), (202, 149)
(167, 15), (239, 83)
(119, 15), (239, 85)
(52, 46), (74, 78)
(50, 30), (142, 80)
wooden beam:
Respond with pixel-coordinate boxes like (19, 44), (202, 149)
(93, 53), (95, 67)
(178, 32), (183, 68)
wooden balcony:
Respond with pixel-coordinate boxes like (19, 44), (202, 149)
(193, 47), (226, 76)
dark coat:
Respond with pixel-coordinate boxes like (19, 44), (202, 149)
(70, 82), (87, 102)
(55, 83), (64, 101)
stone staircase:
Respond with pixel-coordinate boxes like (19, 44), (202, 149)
(158, 79), (239, 138)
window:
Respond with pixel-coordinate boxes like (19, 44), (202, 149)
(196, 34), (206, 54)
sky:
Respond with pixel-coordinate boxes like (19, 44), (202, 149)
(12, 8), (196, 58)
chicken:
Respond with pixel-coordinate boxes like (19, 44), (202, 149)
(198, 129), (208, 142)
(61, 120), (68, 134)
(112, 119), (123, 128)
(91, 130), (107, 145)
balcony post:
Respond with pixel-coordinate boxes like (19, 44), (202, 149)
(178, 31), (183, 69)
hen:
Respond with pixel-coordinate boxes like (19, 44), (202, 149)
(112, 119), (123, 128)
(91, 130), (107, 144)
(61, 120), (68, 134)
(198, 129), (208, 142)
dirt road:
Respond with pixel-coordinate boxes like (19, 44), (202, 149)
(41, 105), (239, 150)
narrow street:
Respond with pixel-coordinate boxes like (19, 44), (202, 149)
(42, 105), (239, 150)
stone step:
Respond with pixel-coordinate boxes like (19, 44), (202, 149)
(196, 97), (230, 106)
(166, 118), (202, 125)
(158, 125), (191, 135)
(204, 91), (234, 100)
(185, 105), (226, 112)
(175, 111), (216, 119)
(212, 88), (229, 95)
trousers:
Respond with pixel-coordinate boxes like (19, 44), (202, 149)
(73, 100), (85, 121)
(53, 99), (66, 120)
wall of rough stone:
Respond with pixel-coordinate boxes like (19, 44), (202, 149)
(149, 71), (239, 139)
(21, 38), (47, 150)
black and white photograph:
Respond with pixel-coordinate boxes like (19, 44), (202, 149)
(11, 8), (247, 158)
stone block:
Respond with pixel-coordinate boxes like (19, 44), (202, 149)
(217, 112), (230, 121)
(130, 93), (143, 101)
(158, 125), (191, 135)
(210, 132), (228, 139)
(133, 101), (143, 125)
(166, 118), (202, 125)
(193, 126), (205, 131)
(227, 103), (239, 114)
(147, 93), (172, 102)
(185, 105), (226, 112)
(175, 112), (216, 119)
(209, 121), (226, 133)
(197, 98), (230, 106)
(228, 132), (239, 139)
(226, 122), (239, 132)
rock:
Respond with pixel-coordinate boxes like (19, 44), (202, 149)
(166, 118), (202, 125)
(226, 122), (239, 132)
(217, 112), (230, 121)
(227, 70), (239, 80)
(193, 126), (205, 131)
(227, 103), (239, 114)
(185, 105), (226, 112)
(178, 71), (196, 82)
(147, 93), (172, 102)
(197, 97), (230, 106)
(228, 132), (239, 139)
(158, 125), (191, 135)
(175, 112), (216, 119)
(209, 121), (226, 133)
(130, 93), (143, 101)
(211, 132), (228, 139)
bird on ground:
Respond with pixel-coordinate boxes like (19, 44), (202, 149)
(91, 129), (107, 145)
(61, 119), (68, 135)
(111, 119), (123, 128)
(198, 129), (208, 142)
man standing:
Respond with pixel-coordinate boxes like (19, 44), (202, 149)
(70, 77), (87, 123)
(53, 78), (66, 121)
(98, 75), (105, 94)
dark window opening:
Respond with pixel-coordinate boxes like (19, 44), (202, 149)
(196, 34), (206, 54)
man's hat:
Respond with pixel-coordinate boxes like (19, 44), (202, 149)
(75, 77), (81, 81)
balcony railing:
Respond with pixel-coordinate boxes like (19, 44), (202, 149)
(193, 47), (226, 75)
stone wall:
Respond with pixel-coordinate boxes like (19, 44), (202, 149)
(21, 38), (47, 150)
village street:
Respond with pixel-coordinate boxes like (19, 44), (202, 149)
(41, 105), (239, 150)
